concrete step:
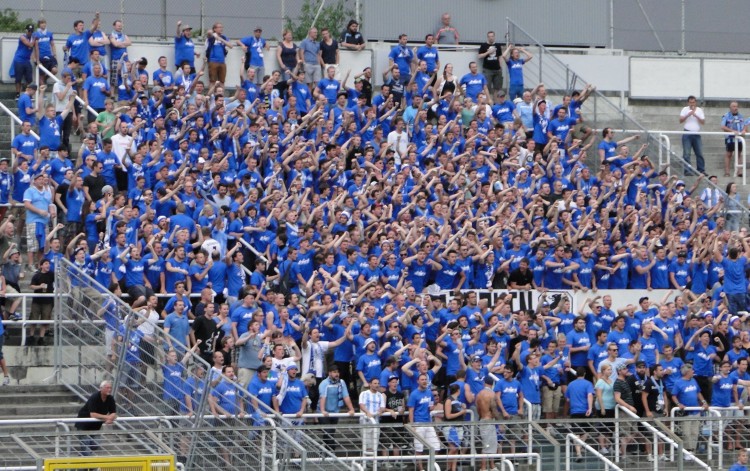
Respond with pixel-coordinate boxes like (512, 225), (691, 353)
(0, 402), (82, 419)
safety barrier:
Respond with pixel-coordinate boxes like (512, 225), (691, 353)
(52, 257), (355, 471)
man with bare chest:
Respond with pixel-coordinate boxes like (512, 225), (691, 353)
(476, 377), (499, 471)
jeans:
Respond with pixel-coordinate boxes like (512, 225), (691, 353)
(509, 83), (524, 100)
(727, 292), (746, 315)
(682, 133), (704, 173)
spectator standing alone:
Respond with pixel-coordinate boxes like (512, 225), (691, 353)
(435, 13), (459, 45)
(721, 101), (745, 177)
(298, 28), (322, 89)
(340, 20), (365, 51)
(75, 380), (117, 456)
(28, 258), (54, 346)
(679, 95), (705, 175)
(238, 26), (268, 85)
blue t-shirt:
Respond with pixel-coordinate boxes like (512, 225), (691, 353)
(506, 58), (525, 85)
(407, 387), (434, 423)
(494, 378), (521, 415)
(565, 378), (595, 415)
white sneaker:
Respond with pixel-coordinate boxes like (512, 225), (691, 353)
(600, 447), (610, 455)
(2, 376), (9, 386)
(647, 455), (654, 462)
(685, 455), (694, 462)
(659, 454), (668, 461)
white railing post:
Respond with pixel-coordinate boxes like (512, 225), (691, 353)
(614, 405), (620, 463)
(565, 434), (571, 471)
(523, 398), (533, 465)
(659, 134), (670, 175)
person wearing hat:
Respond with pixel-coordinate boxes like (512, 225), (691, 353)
(340, 19), (365, 51)
(356, 337), (383, 390)
(237, 26), (267, 85)
(273, 363), (309, 420)
(12, 23), (35, 98)
(318, 364), (356, 449)
(174, 20), (197, 70)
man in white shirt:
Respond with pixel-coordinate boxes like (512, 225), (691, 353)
(699, 175), (721, 210)
(679, 95), (706, 175)
(386, 118), (408, 165)
(110, 121), (134, 162)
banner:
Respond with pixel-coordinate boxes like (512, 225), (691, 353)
(436, 289), (673, 314)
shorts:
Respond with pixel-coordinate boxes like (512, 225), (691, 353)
(569, 413), (591, 436)
(26, 222), (43, 253)
(303, 62), (322, 84)
(542, 386), (563, 413)
(127, 285), (154, 302)
(40, 56), (58, 72)
(413, 425), (441, 453)
(480, 421), (498, 454)
(105, 329), (115, 356)
(13, 60), (32, 84)
(381, 421), (409, 449)
(501, 414), (525, 439)
(30, 302), (53, 321)
(208, 62), (227, 84)
(441, 424), (464, 448)
(618, 418), (635, 436)
(237, 367), (257, 389)
(727, 140), (745, 153)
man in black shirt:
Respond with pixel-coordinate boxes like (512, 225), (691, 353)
(641, 364), (667, 461)
(76, 380), (117, 455)
(340, 20), (365, 51)
(83, 160), (106, 202)
(477, 31), (503, 96)
(508, 257), (534, 290)
(27, 259), (54, 345)
(613, 364), (638, 459)
(319, 28), (339, 74)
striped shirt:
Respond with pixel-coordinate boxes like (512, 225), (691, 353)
(359, 389), (385, 422)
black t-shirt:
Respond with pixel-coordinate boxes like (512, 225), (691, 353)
(478, 42), (502, 71)
(642, 376), (666, 415)
(613, 378), (635, 408)
(381, 389), (405, 424)
(55, 182), (69, 212)
(76, 391), (117, 431)
(192, 314), (218, 355)
(83, 173), (105, 202)
(360, 79), (373, 106)
(319, 39), (339, 65)
(508, 267), (534, 287)
(386, 79), (404, 104)
(31, 270), (54, 305)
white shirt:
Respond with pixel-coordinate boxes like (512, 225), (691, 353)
(359, 389), (385, 421)
(386, 130), (407, 164)
(136, 308), (159, 337)
(302, 340), (331, 378)
(111, 133), (134, 162)
(680, 106), (705, 132)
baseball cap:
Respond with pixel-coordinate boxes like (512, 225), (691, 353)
(388, 375), (399, 382)
(33, 173), (45, 180)
(254, 26), (263, 32)
(616, 363), (628, 372)
(286, 364), (299, 371)
(197, 157), (206, 164)
(182, 24), (192, 31)
(27, 83), (38, 90)
(25, 24), (34, 32)
(364, 338), (375, 348)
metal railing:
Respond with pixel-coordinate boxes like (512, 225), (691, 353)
(566, 432), (622, 471)
(52, 256), (354, 471)
(36, 63), (100, 119)
(616, 405), (709, 470)
(507, 16), (750, 219)
(0, 101), (41, 152)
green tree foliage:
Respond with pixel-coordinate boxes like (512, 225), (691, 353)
(0, 9), (33, 32)
(284, 0), (357, 41)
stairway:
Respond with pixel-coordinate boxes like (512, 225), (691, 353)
(0, 384), (83, 420)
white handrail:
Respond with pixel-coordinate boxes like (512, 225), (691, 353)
(565, 433), (622, 471)
(37, 63), (100, 118)
(0, 101), (41, 159)
(616, 405), (710, 470)
(670, 405), (725, 469)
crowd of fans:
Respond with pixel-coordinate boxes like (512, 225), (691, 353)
(5, 9), (750, 471)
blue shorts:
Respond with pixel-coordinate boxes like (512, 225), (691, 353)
(13, 60), (32, 84)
